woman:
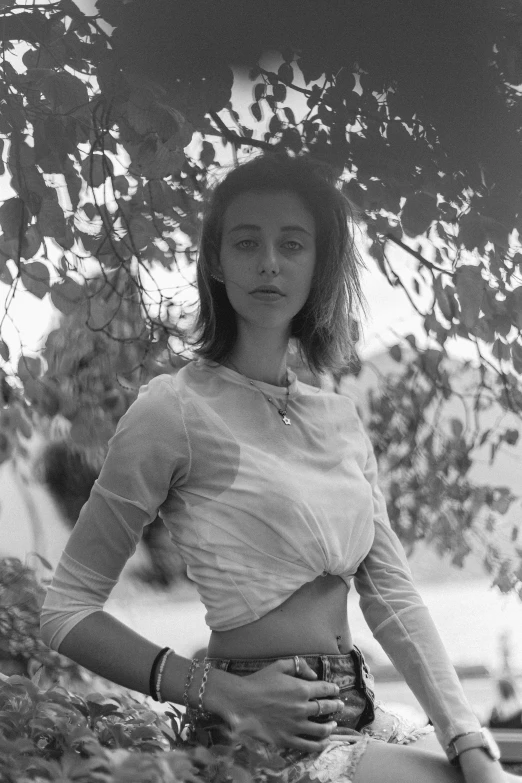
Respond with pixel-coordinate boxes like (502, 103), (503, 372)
(41, 154), (514, 783)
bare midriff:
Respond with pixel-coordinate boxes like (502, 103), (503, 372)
(207, 573), (353, 659)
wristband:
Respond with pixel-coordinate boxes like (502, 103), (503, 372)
(155, 648), (174, 703)
(149, 647), (170, 701)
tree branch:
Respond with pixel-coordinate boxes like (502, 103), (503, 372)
(208, 112), (273, 151)
(385, 233), (453, 277)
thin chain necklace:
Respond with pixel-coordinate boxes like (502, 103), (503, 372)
(226, 359), (292, 426)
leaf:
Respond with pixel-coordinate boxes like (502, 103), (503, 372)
(297, 57), (325, 84)
(20, 224), (42, 261)
(269, 114), (283, 134)
(82, 202), (98, 220)
(506, 285), (522, 329)
(17, 355), (41, 381)
(0, 256), (13, 285)
(81, 154), (114, 189)
(512, 341), (522, 374)
(283, 106), (296, 125)
(254, 82), (265, 102)
(278, 62), (293, 86)
(473, 317), (495, 344)
(272, 84), (286, 103)
(249, 101), (262, 122)
(112, 175), (129, 196)
(37, 195), (67, 241)
(455, 265), (485, 329)
(435, 281), (455, 321)
(21, 261), (50, 299)
(126, 92), (154, 134)
(199, 140), (215, 167)
(50, 277), (85, 315)
(0, 198), (30, 240)
(63, 161), (82, 211)
(400, 192), (438, 237)
(502, 428), (519, 446)
(458, 213), (487, 252)
(389, 344), (402, 362)
(139, 142), (184, 180)
(492, 338), (511, 363)
(40, 70), (89, 118)
(0, 340), (9, 361)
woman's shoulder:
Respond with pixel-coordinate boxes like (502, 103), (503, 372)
(118, 373), (186, 434)
(296, 377), (360, 412)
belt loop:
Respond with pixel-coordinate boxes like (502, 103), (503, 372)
(216, 659), (230, 672)
(320, 655), (331, 682)
(350, 646), (363, 689)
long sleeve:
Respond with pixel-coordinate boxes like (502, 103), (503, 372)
(40, 375), (191, 651)
(353, 425), (481, 753)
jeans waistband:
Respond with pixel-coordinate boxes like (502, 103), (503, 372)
(204, 646), (373, 691)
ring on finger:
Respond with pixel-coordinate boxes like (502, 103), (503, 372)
(312, 698), (324, 717)
(294, 656), (300, 676)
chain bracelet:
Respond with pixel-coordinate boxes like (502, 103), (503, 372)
(198, 660), (212, 715)
(182, 658), (200, 710)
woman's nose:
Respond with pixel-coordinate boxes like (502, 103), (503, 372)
(258, 245), (280, 276)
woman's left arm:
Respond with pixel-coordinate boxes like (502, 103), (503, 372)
(352, 424), (491, 765)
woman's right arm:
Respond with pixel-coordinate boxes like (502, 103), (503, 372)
(57, 609), (341, 754)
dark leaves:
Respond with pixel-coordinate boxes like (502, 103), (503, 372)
(0, 198), (30, 241)
(21, 261), (50, 300)
(50, 278), (85, 315)
(249, 101), (262, 122)
(400, 192), (438, 237)
(455, 265), (485, 329)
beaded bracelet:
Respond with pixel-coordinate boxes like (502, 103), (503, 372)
(198, 660), (212, 715)
(155, 648), (174, 703)
(149, 647), (170, 701)
(182, 657), (200, 710)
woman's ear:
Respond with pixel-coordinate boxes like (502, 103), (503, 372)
(209, 254), (224, 283)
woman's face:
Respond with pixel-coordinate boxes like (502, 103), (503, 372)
(217, 190), (317, 336)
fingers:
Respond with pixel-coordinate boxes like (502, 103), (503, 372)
(295, 657), (320, 681)
(284, 721), (338, 752)
(310, 681), (341, 699)
(272, 657), (318, 680)
(307, 698), (345, 719)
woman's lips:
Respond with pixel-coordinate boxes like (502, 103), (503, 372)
(250, 291), (285, 301)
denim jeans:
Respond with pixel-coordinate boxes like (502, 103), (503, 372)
(187, 646), (377, 746)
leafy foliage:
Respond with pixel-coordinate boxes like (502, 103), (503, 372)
(0, 670), (290, 783)
(365, 340), (522, 596)
(0, 0), (522, 590)
(0, 557), (82, 683)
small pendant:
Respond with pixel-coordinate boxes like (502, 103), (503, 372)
(279, 410), (291, 425)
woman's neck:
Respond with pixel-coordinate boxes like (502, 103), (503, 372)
(225, 331), (289, 386)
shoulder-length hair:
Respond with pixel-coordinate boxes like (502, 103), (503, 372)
(192, 152), (368, 376)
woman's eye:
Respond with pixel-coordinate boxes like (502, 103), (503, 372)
(284, 241), (302, 250)
(236, 239), (256, 249)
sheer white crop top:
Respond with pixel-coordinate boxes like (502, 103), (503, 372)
(41, 359), (481, 750)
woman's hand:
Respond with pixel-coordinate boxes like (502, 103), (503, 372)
(216, 657), (345, 752)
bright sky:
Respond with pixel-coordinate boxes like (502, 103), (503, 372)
(0, 25), (480, 371)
